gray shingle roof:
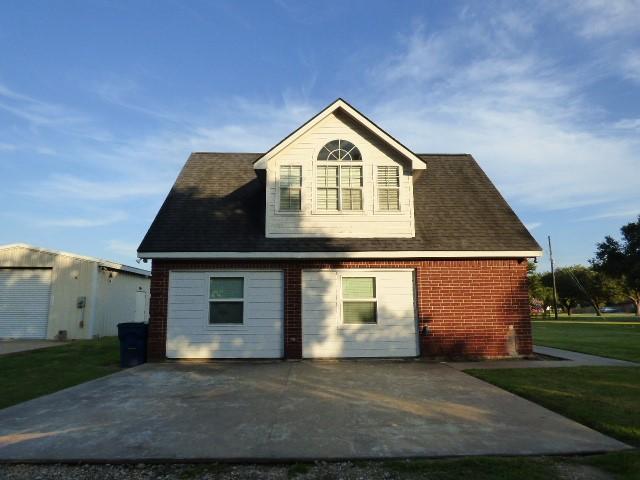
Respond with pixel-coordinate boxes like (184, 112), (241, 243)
(138, 153), (540, 254)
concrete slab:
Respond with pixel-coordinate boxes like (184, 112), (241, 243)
(0, 340), (67, 356)
(0, 361), (629, 462)
(448, 345), (638, 370)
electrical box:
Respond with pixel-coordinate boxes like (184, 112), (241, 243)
(77, 296), (86, 309)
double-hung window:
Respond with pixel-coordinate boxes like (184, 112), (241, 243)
(209, 277), (244, 324)
(342, 277), (377, 324)
(279, 166), (302, 211)
(377, 166), (400, 211)
(316, 139), (363, 211)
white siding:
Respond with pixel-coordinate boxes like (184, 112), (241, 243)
(302, 269), (418, 358)
(167, 270), (284, 359)
(0, 269), (52, 339)
(94, 270), (150, 337)
(265, 111), (415, 238)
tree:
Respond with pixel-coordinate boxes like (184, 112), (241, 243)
(570, 267), (624, 315)
(542, 267), (585, 316)
(591, 215), (640, 316)
(527, 261), (554, 315)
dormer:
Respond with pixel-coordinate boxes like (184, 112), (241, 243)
(254, 99), (426, 238)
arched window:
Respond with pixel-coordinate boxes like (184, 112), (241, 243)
(316, 140), (363, 210)
(317, 139), (362, 161)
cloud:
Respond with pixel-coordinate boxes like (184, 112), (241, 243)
(0, 82), (111, 142)
(559, 0), (640, 39)
(368, 20), (640, 211)
(525, 222), (542, 230)
(35, 211), (127, 228)
(577, 208), (640, 221)
(622, 50), (640, 82)
(106, 239), (140, 259)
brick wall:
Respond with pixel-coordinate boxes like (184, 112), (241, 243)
(147, 258), (531, 360)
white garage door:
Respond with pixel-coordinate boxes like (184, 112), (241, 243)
(303, 269), (418, 358)
(167, 270), (283, 358)
(0, 269), (52, 339)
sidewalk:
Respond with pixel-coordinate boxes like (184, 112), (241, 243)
(446, 345), (638, 370)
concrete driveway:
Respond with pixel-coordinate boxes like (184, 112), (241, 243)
(0, 361), (628, 462)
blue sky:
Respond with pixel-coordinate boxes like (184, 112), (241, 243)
(1, 0), (639, 271)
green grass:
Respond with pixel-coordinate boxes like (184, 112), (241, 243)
(467, 366), (640, 447)
(533, 321), (640, 362)
(534, 313), (640, 323)
(0, 337), (120, 410)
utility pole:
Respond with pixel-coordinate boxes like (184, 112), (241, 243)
(548, 235), (559, 320)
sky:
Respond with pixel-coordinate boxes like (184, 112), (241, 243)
(0, 0), (639, 271)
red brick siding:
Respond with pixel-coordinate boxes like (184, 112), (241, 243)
(147, 258), (531, 360)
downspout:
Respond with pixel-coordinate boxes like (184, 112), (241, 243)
(87, 264), (99, 338)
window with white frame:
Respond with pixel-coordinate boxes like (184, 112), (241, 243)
(209, 277), (244, 324)
(377, 166), (400, 211)
(279, 166), (302, 211)
(342, 277), (377, 324)
(317, 140), (363, 211)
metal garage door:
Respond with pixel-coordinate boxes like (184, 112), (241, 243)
(166, 270), (284, 359)
(302, 269), (419, 358)
(0, 269), (52, 339)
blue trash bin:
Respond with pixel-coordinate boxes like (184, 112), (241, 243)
(117, 322), (148, 368)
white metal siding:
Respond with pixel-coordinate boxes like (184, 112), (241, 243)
(0, 269), (52, 339)
(265, 112), (415, 238)
(167, 270), (284, 358)
(302, 269), (418, 358)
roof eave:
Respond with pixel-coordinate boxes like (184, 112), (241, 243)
(253, 98), (426, 171)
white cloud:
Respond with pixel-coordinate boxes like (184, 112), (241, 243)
(35, 211), (127, 228)
(577, 208), (640, 221)
(560, 0), (640, 38)
(369, 22), (640, 211)
(525, 222), (542, 230)
(622, 50), (640, 82)
(614, 118), (640, 130)
(106, 239), (140, 258)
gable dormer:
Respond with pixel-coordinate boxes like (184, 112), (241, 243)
(255, 99), (426, 238)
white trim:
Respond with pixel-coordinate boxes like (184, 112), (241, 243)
(253, 99), (426, 171)
(139, 250), (543, 259)
(0, 243), (150, 277)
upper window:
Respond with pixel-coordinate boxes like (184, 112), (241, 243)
(377, 166), (400, 211)
(209, 277), (244, 324)
(317, 139), (362, 161)
(279, 166), (302, 211)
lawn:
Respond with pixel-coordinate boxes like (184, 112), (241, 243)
(533, 321), (640, 362)
(0, 337), (120, 410)
(461, 318), (640, 479)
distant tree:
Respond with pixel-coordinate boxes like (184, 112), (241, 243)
(527, 261), (554, 314)
(567, 265), (624, 316)
(591, 215), (640, 316)
(542, 267), (585, 316)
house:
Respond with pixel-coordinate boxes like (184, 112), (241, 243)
(0, 244), (150, 340)
(138, 99), (542, 360)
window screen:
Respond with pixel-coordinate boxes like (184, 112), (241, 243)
(209, 277), (244, 324)
(342, 277), (377, 324)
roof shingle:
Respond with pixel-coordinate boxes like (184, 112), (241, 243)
(138, 153), (540, 253)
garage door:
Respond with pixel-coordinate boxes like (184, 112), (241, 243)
(0, 269), (52, 339)
(167, 270), (283, 358)
(302, 269), (418, 358)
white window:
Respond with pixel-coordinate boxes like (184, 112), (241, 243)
(316, 139), (363, 212)
(209, 277), (244, 324)
(342, 277), (377, 324)
(377, 166), (400, 211)
(279, 166), (302, 211)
